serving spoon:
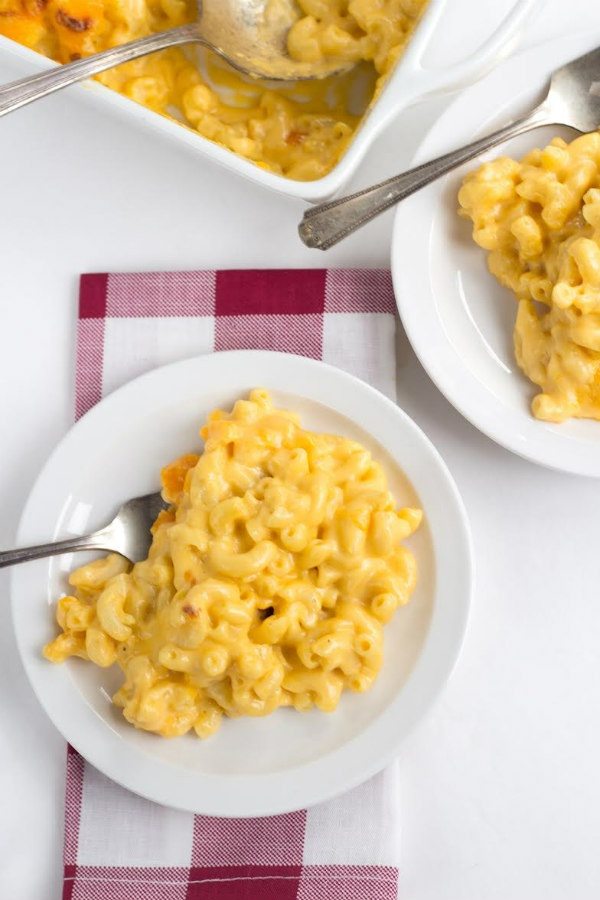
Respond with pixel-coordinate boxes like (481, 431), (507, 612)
(299, 45), (600, 249)
(0, 491), (167, 567)
(0, 0), (349, 117)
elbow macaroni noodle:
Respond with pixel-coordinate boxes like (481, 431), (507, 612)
(0, 0), (428, 180)
(459, 133), (600, 423)
(44, 390), (422, 738)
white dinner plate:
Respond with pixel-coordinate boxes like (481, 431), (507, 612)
(11, 350), (472, 817)
(392, 32), (600, 478)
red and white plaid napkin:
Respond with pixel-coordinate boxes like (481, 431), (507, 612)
(66, 268), (401, 900)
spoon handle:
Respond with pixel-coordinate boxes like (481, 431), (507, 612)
(0, 529), (112, 568)
(299, 103), (554, 250)
(0, 24), (200, 117)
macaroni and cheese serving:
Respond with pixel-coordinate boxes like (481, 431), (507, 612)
(0, 0), (428, 180)
(44, 390), (422, 738)
(459, 133), (600, 423)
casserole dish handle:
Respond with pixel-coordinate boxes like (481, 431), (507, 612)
(401, 0), (542, 99)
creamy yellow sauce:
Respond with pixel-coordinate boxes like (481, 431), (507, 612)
(459, 133), (600, 423)
(0, 0), (429, 180)
(44, 390), (422, 739)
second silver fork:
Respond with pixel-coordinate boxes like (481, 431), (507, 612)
(299, 45), (600, 250)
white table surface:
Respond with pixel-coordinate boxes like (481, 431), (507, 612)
(2, 2), (600, 897)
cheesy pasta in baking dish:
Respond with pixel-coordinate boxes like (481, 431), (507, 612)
(459, 133), (600, 423)
(0, 0), (429, 180)
(44, 389), (422, 739)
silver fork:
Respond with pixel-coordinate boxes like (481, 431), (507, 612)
(299, 46), (600, 250)
(0, 492), (168, 568)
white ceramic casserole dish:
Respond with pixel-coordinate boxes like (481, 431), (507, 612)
(0, 0), (540, 201)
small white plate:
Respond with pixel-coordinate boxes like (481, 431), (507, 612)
(11, 350), (472, 817)
(392, 32), (600, 478)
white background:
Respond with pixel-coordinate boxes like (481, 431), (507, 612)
(2, 1), (600, 897)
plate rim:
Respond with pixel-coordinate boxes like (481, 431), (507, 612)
(392, 31), (600, 479)
(11, 349), (473, 816)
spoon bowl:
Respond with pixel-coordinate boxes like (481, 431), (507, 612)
(198, 0), (352, 81)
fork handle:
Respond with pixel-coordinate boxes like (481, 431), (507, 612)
(0, 529), (111, 568)
(299, 102), (553, 250)
(0, 24), (199, 117)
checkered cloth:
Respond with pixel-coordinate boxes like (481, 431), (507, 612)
(66, 268), (400, 900)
